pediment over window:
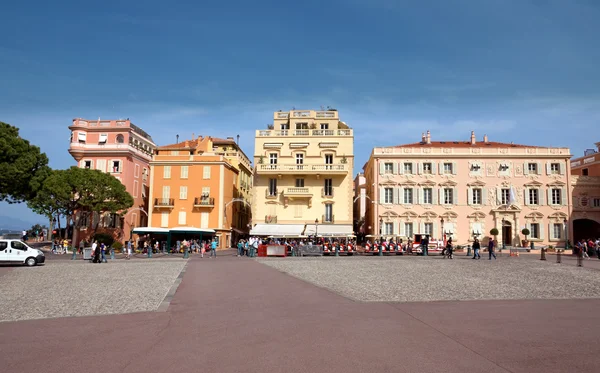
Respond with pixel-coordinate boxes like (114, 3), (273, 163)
(398, 180), (418, 186)
(547, 181), (566, 187)
(399, 211), (418, 218)
(420, 211), (438, 219)
(467, 211), (486, 219)
(419, 180), (437, 187)
(381, 211), (400, 218)
(441, 211), (459, 219)
(263, 143), (283, 149)
(492, 204), (521, 212)
(380, 180), (397, 187)
(467, 180), (487, 187)
(523, 180), (544, 187)
(439, 180), (458, 187)
(525, 212), (544, 219)
(549, 212), (568, 219)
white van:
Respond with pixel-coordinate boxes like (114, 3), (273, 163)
(0, 239), (45, 266)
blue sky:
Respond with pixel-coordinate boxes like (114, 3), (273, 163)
(1, 0), (599, 226)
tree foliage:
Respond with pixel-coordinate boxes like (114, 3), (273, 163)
(0, 122), (50, 203)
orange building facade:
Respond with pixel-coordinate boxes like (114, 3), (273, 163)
(68, 118), (156, 245)
(147, 136), (250, 249)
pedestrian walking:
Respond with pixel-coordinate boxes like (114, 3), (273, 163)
(251, 237), (259, 257)
(472, 238), (481, 259)
(126, 239), (132, 259)
(92, 240), (100, 263)
(100, 243), (107, 263)
(210, 238), (217, 258)
(237, 240), (243, 257)
(488, 238), (497, 260)
(79, 239), (85, 255)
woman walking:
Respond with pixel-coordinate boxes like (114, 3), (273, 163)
(472, 238), (481, 259)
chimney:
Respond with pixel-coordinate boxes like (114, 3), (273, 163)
(483, 134), (488, 143)
(421, 132), (425, 143)
(470, 131), (476, 145)
(426, 130), (431, 144)
(184, 140), (189, 147)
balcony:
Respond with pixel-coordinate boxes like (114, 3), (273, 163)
(256, 129), (353, 137)
(322, 215), (335, 224)
(284, 187), (312, 198)
(265, 215), (278, 224)
(154, 198), (174, 208)
(321, 188), (334, 198)
(265, 189), (278, 199)
(69, 142), (153, 159)
(194, 197), (215, 207)
(257, 163), (348, 174)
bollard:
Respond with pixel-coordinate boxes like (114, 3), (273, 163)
(183, 245), (189, 259)
(556, 249), (562, 263)
(110, 248), (115, 260)
(335, 244), (339, 257)
(176, 241), (180, 255)
(577, 250), (583, 267)
(148, 246), (152, 258)
(162, 243), (166, 254)
(423, 245), (427, 256)
(467, 245), (472, 257)
(378, 243), (383, 256)
(540, 246), (546, 261)
(71, 248), (77, 260)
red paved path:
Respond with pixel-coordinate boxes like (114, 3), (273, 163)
(1, 254), (600, 373)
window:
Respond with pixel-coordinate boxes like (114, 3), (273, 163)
(99, 133), (108, 144)
(423, 188), (432, 204)
(201, 212), (209, 228)
(422, 163), (432, 174)
(404, 223), (414, 237)
(325, 154), (333, 166)
(280, 123), (290, 130)
(583, 168), (589, 176)
(164, 166), (171, 179)
(551, 188), (561, 205)
(320, 123), (329, 129)
(203, 166), (211, 179)
(11, 241), (26, 250)
(112, 160), (121, 173)
(134, 164), (140, 178)
(295, 178), (304, 188)
(550, 163), (560, 174)
(385, 223), (394, 235)
(161, 213), (169, 228)
(116, 134), (124, 143)
(529, 223), (540, 239)
(269, 178), (277, 196)
(180, 166), (188, 179)
(384, 162), (393, 174)
(443, 163), (453, 174)
(269, 153), (278, 164)
(78, 132), (87, 143)
(553, 223), (563, 239)
(296, 122), (309, 129)
(106, 213), (120, 228)
(180, 186), (188, 200)
(472, 188), (482, 205)
(528, 189), (539, 205)
(444, 188), (453, 204)
(404, 188), (413, 204)
(384, 188), (394, 204)
(201, 187), (210, 197)
(172, 150), (179, 156)
(403, 163), (413, 174)
(594, 198), (600, 208)
(528, 163), (537, 174)
(470, 163), (482, 172)
(96, 159), (106, 172)
(0, 241), (7, 250)
(294, 204), (304, 218)
(296, 153), (304, 165)
(133, 180), (139, 198)
(324, 179), (333, 196)
(83, 160), (92, 169)
(424, 223), (433, 235)
(501, 188), (510, 205)
(324, 204), (333, 222)
(162, 186), (170, 199)
(178, 211), (186, 225)
(142, 168), (148, 181)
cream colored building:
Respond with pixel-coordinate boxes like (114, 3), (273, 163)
(250, 109), (354, 237)
(363, 131), (572, 248)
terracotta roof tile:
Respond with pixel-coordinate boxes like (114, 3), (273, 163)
(158, 139), (199, 149)
(393, 141), (540, 148)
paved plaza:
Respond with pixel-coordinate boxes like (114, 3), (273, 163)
(0, 259), (187, 322)
(258, 255), (600, 302)
(1, 253), (600, 373)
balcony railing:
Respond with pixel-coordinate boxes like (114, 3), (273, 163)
(265, 215), (278, 224)
(322, 188), (334, 198)
(285, 187), (311, 196)
(322, 215), (335, 224)
(154, 198), (174, 207)
(194, 197), (215, 207)
(257, 164), (347, 173)
(69, 142), (153, 158)
(265, 189), (278, 198)
(257, 129), (353, 137)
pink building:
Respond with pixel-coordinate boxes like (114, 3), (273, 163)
(363, 131), (572, 248)
(68, 118), (157, 244)
(353, 173), (367, 233)
(570, 144), (600, 241)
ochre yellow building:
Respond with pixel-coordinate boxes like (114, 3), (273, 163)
(251, 109), (354, 237)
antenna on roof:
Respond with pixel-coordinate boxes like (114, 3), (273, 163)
(176, 134), (179, 144)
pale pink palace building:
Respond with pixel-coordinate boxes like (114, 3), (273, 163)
(68, 118), (157, 244)
(363, 131), (572, 248)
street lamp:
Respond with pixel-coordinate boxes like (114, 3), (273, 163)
(315, 218), (319, 240)
(563, 218), (568, 250)
(501, 218), (506, 251)
(440, 218), (445, 244)
(378, 217), (383, 256)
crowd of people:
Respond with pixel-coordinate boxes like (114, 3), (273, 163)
(574, 238), (600, 259)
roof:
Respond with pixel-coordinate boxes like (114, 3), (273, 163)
(158, 137), (236, 150)
(393, 141), (541, 149)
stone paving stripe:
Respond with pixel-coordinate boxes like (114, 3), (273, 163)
(157, 260), (189, 312)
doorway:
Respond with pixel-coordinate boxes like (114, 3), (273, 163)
(502, 221), (512, 247)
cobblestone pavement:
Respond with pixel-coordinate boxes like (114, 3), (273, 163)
(258, 255), (600, 302)
(0, 259), (186, 322)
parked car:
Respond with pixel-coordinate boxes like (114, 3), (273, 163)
(0, 239), (45, 266)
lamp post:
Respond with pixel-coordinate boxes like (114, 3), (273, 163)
(501, 218), (506, 251)
(378, 217), (383, 256)
(440, 218), (445, 246)
(315, 218), (319, 241)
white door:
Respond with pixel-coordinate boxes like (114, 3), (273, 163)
(0, 241), (9, 262)
(10, 241), (28, 263)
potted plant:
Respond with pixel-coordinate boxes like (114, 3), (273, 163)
(521, 228), (530, 249)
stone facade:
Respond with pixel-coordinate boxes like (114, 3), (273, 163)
(570, 143), (600, 241)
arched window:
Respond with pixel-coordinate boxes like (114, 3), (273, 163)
(116, 134), (124, 143)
